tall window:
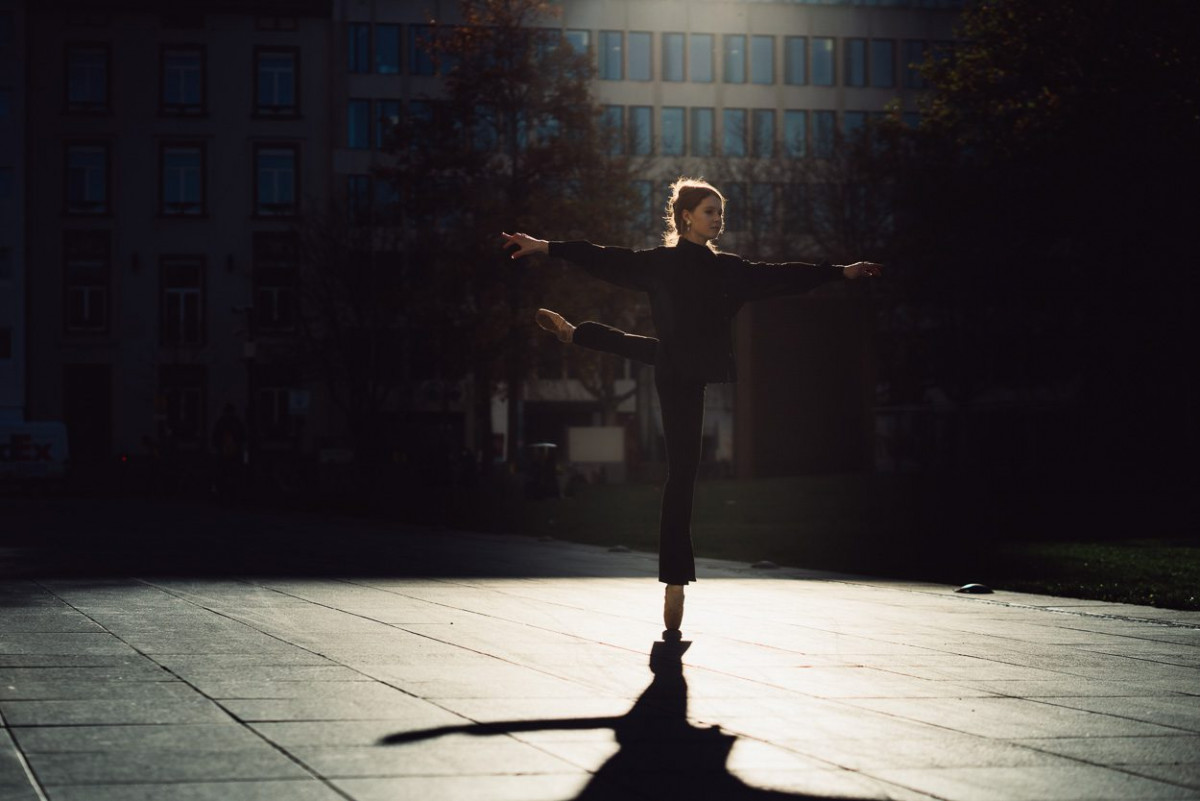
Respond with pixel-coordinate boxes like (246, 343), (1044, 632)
(750, 35), (774, 84)
(812, 37), (835, 86)
(375, 99), (401, 148)
(376, 23), (401, 73)
(160, 257), (204, 345)
(66, 45), (108, 112)
(346, 174), (371, 224)
(65, 143), (107, 215)
(255, 365), (298, 442)
(690, 108), (713, 156)
(723, 108), (746, 157)
(564, 30), (589, 54)
(375, 178), (402, 223)
(347, 99), (370, 149)
(348, 22), (370, 73)
(603, 105), (624, 155)
(410, 25), (436, 75)
(690, 34), (713, 82)
(255, 145), (297, 216)
(723, 35), (745, 83)
(599, 31), (622, 80)
(814, 111), (836, 158)
(903, 40), (927, 89)
(628, 32), (651, 80)
(661, 107), (684, 155)
(159, 365), (205, 443)
(161, 144), (204, 216)
(161, 47), (203, 114)
(784, 110), (807, 158)
(632, 180), (654, 231)
(629, 106), (652, 156)
(784, 37), (806, 85)
(844, 111), (867, 143)
(256, 49), (297, 115)
(64, 230), (109, 334)
(845, 38), (866, 87)
(871, 39), (896, 87)
(662, 33), (684, 82)
(253, 232), (297, 333)
(752, 109), (775, 158)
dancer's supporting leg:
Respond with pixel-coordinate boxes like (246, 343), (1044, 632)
(536, 311), (696, 632)
(655, 366), (705, 633)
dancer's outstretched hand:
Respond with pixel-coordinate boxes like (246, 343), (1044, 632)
(843, 261), (882, 279)
(502, 232), (549, 259)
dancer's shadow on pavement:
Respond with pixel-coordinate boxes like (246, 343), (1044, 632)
(380, 638), (842, 800)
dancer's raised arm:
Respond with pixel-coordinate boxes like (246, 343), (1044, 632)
(733, 257), (882, 303)
(501, 234), (657, 292)
(502, 232), (549, 259)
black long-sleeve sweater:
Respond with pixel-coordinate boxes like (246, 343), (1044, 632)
(549, 238), (844, 383)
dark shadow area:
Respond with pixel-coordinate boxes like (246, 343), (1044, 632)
(0, 494), (635, 580)
(379, 639), (859, 800)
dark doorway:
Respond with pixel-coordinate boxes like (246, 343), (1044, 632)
(63, 363), (111, 464)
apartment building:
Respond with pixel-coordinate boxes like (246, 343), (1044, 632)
(24, 0), (330, 467)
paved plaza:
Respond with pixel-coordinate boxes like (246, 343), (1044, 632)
(1, 498), (1198, 800)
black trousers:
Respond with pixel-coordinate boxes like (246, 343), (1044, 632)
(574, 322), (704, 585)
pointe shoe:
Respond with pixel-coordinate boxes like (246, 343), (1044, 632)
(663, 584), (684, 632)
(535, 308), (575, 343)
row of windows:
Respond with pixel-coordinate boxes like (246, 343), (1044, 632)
(599, 32), (930, 89)
(61, 34), (938, 122)
(64, 143), (300, 218)
(344, 22), (938, 89)
(604, 105), (913, 158)
(64, 44), (302, 116)
(62, 231), (298, 345)
(341, 97), (916, 158)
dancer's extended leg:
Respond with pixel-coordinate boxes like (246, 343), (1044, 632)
(572, 321), (658, 365)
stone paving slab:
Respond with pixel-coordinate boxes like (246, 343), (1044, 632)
(1, 514), (1199, 801)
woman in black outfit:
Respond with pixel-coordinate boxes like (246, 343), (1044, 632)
(503, 178), (880, 635)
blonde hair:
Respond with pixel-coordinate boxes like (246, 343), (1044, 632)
(662, 177), (725, 250)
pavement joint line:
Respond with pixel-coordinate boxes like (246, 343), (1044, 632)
(2, 715), (51, 801)
(29, 578), (361, 801)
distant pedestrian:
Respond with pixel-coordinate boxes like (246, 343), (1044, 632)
(503, 177), (881, 636)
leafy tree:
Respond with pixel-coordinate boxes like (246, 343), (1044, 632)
(381, 0), (641, 465)
(290, 204), (417, 468)
(894, 0), (1199, 470)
